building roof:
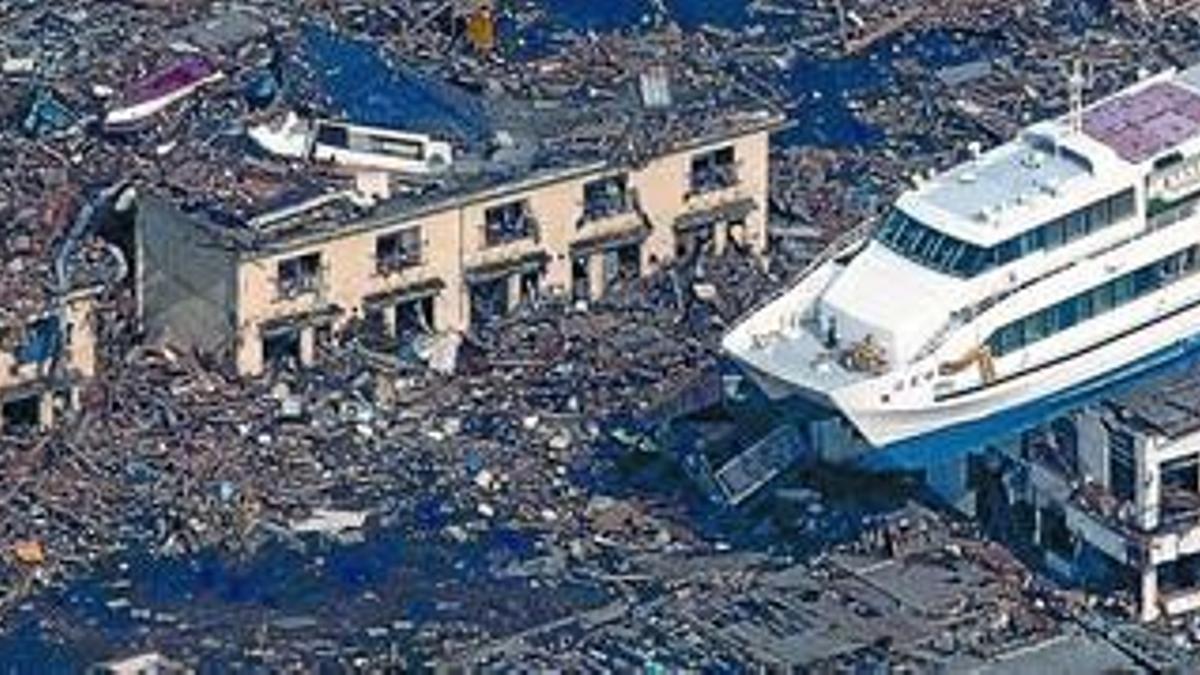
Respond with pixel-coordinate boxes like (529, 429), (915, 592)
(145, 24), (784, 253)
(0, 3), (784, 312)
(1105, 363), (1200, 440)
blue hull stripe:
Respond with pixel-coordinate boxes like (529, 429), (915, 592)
(857, 333), (1200, 471)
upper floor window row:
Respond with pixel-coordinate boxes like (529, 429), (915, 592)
(277, 252), (322, 299)
(876, 188), (1136, 279)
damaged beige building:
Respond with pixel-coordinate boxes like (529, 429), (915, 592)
(0, 290), (101, 434)
(137, 115), (783, 376)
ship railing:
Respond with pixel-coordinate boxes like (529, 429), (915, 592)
(735, 216), (878, 333)
(912, 312), (966, 363)
(912, 259), (1077, 364)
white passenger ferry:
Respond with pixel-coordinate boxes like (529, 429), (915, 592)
(725, 66), (1200, 448)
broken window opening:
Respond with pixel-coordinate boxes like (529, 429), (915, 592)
(313, 323), (333, 358)
(1159, 552), (1200, 595)
(581, 175), (631, 224)
(276, 252), (322, 299)
(364, 307), (387, 336)
(1161, 455), (1200, 523)
(262, 327), (302, 370)
(571, 255), (591, 303)
(689, 146), (738, 196)
(2, 394), (41, 436)
(484, 200), (537, 247)
(1163, 455), (1199, 492)
(376, 227), (422, 274)
(616, 243), (641, 280)
(603, 249), (621, 289)
(1109, 429), (1136, 503)
(470, 278), (509, 326)
(725, 218), (751, 254)
(519, 269), (542, 306)
(676, 225), (715, 262)
(1049, 417), (1080, 476)
(1039, 505), (1075, 559)
(396, 297), (436, 340)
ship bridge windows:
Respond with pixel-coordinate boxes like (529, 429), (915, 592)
(877, 188), (1136, 279)
(985, 244), (1200, 357)
(875, 210), (986, 278)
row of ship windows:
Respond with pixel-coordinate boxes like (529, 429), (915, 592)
(876, 188), (1137, 278)
(985, 244), (1200, 357)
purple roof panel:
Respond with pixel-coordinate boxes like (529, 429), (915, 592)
(1083, 82), (1200, 163)
(123, 56), (218, 108)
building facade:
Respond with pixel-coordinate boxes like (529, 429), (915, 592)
(138, 121), (779, 376)
(960, 397), (1200, 624)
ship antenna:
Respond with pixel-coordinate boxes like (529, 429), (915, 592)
(1069, 60), (1083, 134)
(1068, 58), (1091, 135)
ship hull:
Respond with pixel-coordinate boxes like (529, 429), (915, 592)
(787, 298), (1200, 450)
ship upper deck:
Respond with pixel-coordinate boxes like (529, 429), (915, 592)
(901, 65), (1200, 249)
(909, 138), (1094, 236)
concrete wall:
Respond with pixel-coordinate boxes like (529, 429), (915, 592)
(137, 196), (239, 357)
(141, 125), (774, 376)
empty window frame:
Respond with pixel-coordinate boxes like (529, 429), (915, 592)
(262, 326), (302, 369)
(396, 296), (436, 338)
(276, 252), (322, 299)
(581, 175), (631, 223)
(376, 227), (422, 274)
(1, 394), (41, 435)
(689, 146), (737, 195)
(484, 200), (536, 247)
(470, 278), (509, 324)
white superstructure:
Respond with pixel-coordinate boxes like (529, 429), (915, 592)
(249, 115), (453, 175)
(725, 65), (1200, 448)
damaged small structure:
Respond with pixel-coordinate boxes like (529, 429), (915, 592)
(0, 292), (99, 434)
(974, 366), (1200, 624)
(135, 31), (783, 375)
(0, 185), (124, 435)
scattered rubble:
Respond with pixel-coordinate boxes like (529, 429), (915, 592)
(4, 0), (1200, 670)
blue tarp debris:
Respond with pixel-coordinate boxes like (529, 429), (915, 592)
(22, 88), (80, 138)
(243, 70), (279, 109)
(295, 26), (490, 143)
(16, 316), (62, 365)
